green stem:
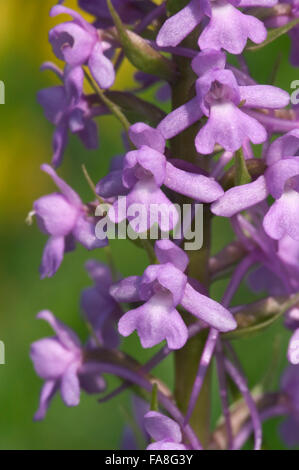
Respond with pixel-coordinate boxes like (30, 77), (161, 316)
(84, 70), (131, 132)
(82, 164), (104, 204)
(174, 209), (212, 446)
(168, 5), (212, 445)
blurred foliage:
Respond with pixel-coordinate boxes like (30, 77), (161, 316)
(0, 0), (296, 449)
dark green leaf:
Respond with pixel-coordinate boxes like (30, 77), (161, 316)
(105, 91), (166, 126)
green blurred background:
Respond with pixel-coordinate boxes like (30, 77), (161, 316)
(0, 0), (297, 450)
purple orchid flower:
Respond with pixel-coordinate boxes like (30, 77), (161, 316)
(110, 240), (236, 349)
(246, 232), (299, 297)
(158, 50), (289, 154)
(211, 176), (268, 218)
(30, 310), (106, 420)
(211, 129), (299, 242)
(33, 164), (107, 279)
(116, 262), (190, 349)
(220, 199), (299, 350)
(96, 122), (224, 232)
(81, 259), (122, 348)
(37, 62), (105, 167)
(263, 158), (299, 240)
(96, 154), (128, 201)
(266, 128), (299, 165)
(144, 411), (187, 450)
(78, 0), (156, 29)
(156, 0), (277, 54)
(234, 207), (299, 319)
(49, 5), (115, 89)
(212, 156), (299, 241)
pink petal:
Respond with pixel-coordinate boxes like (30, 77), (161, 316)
(73, 216), (108, 249)
(41, 164), (82, 207)
(37, 310), (82, 350)
(211, 176), (268, 217)
(240, 85), (290, 109)
(88, 42), (115, 89)
(144, 411), (182, 443)
(165, 162), (224, 202)
(195, 103), (267, 153)
(181, 282), (237, 332)
(34, 380), (58, 421)
(39, 236), (65, 279)
(34, 193), (78, 237)
(30, 338), (74, 379)
(198, 3), (266, 54)
(129, 122), (165, 153)
(156, 0), (204, 47)
(263, 191), (299, 241)
(154, 239), (189, 272)
(157, 97), (203, 140)
(61, 361), (81, 406)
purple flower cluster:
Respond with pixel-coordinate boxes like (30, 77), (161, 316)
(157, 0), (276, 54)
(158, 49), (289, 153)
(113, 240), (236, 349)
(97, 122), (224, 231)
(29, 0), (299, 450)
(39, 4), (116, 167)
(38, 62), (103, 167)
(30, 310), (107, 420)
(33, 164), (107, 278)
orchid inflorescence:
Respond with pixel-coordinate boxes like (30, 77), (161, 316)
(29, 0), (299, 450)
